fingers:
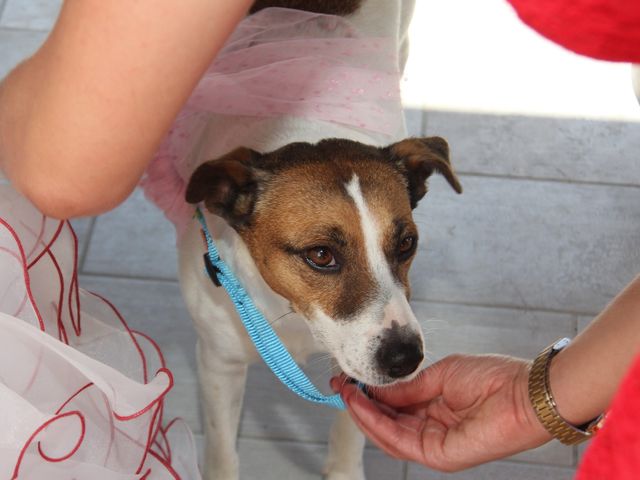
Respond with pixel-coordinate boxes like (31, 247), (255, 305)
(332, 379), (472, 472)
(337, 382), (428, 463)
(375, 365), (445, 407)
(332, 357), (451, 408)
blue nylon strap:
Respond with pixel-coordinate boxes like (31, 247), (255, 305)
(195, 208), (346, 410)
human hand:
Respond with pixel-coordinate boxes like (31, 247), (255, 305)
(330, 354), (553, 472)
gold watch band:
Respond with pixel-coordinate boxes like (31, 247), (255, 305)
(528, 338), (603, 446)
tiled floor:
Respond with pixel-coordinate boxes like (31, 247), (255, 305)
(2, 2), (640, 479)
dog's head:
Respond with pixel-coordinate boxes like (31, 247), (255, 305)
(186, 137), (462, 385)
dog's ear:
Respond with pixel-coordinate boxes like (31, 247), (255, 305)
(185, 147), (264, 228)
(383, 136), (462, 209)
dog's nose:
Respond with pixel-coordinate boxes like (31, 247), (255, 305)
(375, 330), (424, 379)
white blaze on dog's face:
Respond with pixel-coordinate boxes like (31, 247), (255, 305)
(186, 138), (462, 386)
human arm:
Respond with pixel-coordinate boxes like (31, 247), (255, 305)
(0, 0), (252, 219)
(549, 274), (640, 425)
(331, 274), (640, 471)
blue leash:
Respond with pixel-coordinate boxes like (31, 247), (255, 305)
(195, 208), (346, 410)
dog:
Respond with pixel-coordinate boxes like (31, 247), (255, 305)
(161, 1), (462, 478)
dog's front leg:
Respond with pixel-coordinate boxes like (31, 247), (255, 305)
(197, 340), (248, 480)
(324, 408), (366, 480)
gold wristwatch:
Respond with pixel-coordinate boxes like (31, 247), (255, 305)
(528, 338), (604, 445)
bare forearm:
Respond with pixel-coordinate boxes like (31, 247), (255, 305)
(549, 274), (640, 424)
(0, 0), (252, 219)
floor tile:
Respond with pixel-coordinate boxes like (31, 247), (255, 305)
(426, 110), (640, 186)
(237, 438), (404, 480)
(195, 433), (404, 480)
(508, 442), (575, 469)
(407, 460), (575, 480)
(0, 28), (46, 78)
(410, 176), (640, 315)
(577, 315), (593, 334)
(404, 108), (424, 137)
(78, 275), (201, 434)
(83, 188), (179, 279)
(1, 0), (61, 30)
(240, 357), (337, 443)
(577, 441), (590, 466)
(413, 300), (575, 360)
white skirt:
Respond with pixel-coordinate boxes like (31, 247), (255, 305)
(0, 185), (200, 479)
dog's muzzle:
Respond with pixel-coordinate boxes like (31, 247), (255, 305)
(374, 322), (424, 379)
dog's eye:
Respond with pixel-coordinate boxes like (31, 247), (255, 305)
(398, 235), (416, 260)
(304, 246), (338, 271)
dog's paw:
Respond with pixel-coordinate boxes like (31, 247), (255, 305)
(203, 465), (239, 480)
(204, 472), (238, 480)
(204, 472), (239, 480)
(324, 469), (366, 480)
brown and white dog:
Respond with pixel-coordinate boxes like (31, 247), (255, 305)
(175, 1), (462, 479)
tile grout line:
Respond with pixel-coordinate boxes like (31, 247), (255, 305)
(0, 0), (7, 24)
(237, 433), (325, 446)
(78, 217), (97, 272)
(497, 457), (578, 471)
(411, 296), (602, 318)
(0, 25), (52, 34)
(407, 111), (639, 189)
(456, 170), (640, 190)
(572, 312), (581, 468)
(79, 270), (179, 284)
(238, 432), (411, 455)
(211, 430), (578, 472)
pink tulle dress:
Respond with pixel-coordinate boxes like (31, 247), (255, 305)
(0, 7), (405, 478)
(141, 7), (405, 238)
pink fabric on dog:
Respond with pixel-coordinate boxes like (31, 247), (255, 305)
(142, 8), (404, 237)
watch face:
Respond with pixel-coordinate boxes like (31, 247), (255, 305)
(553, 337), (571, 352)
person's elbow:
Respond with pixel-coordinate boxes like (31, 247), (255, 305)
(15, 160), (138, 219)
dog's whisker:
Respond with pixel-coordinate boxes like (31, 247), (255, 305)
(268, 309), (295, 327)
(310, 368), (333, 381)
(307, 362), (340, 385)
(305, 353), (333, 366)
(419, 318), (448, 334)
(422, 318), (449, 331)
(422, 350), (437, 365)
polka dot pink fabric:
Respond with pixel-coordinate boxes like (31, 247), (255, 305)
(189, 9), (402, 133)
(142, 8), (404, 237)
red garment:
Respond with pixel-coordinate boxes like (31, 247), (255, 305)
(576, 354), (640, 479)
(504, 2), (640, 477)
(507, 0), (640, 62)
